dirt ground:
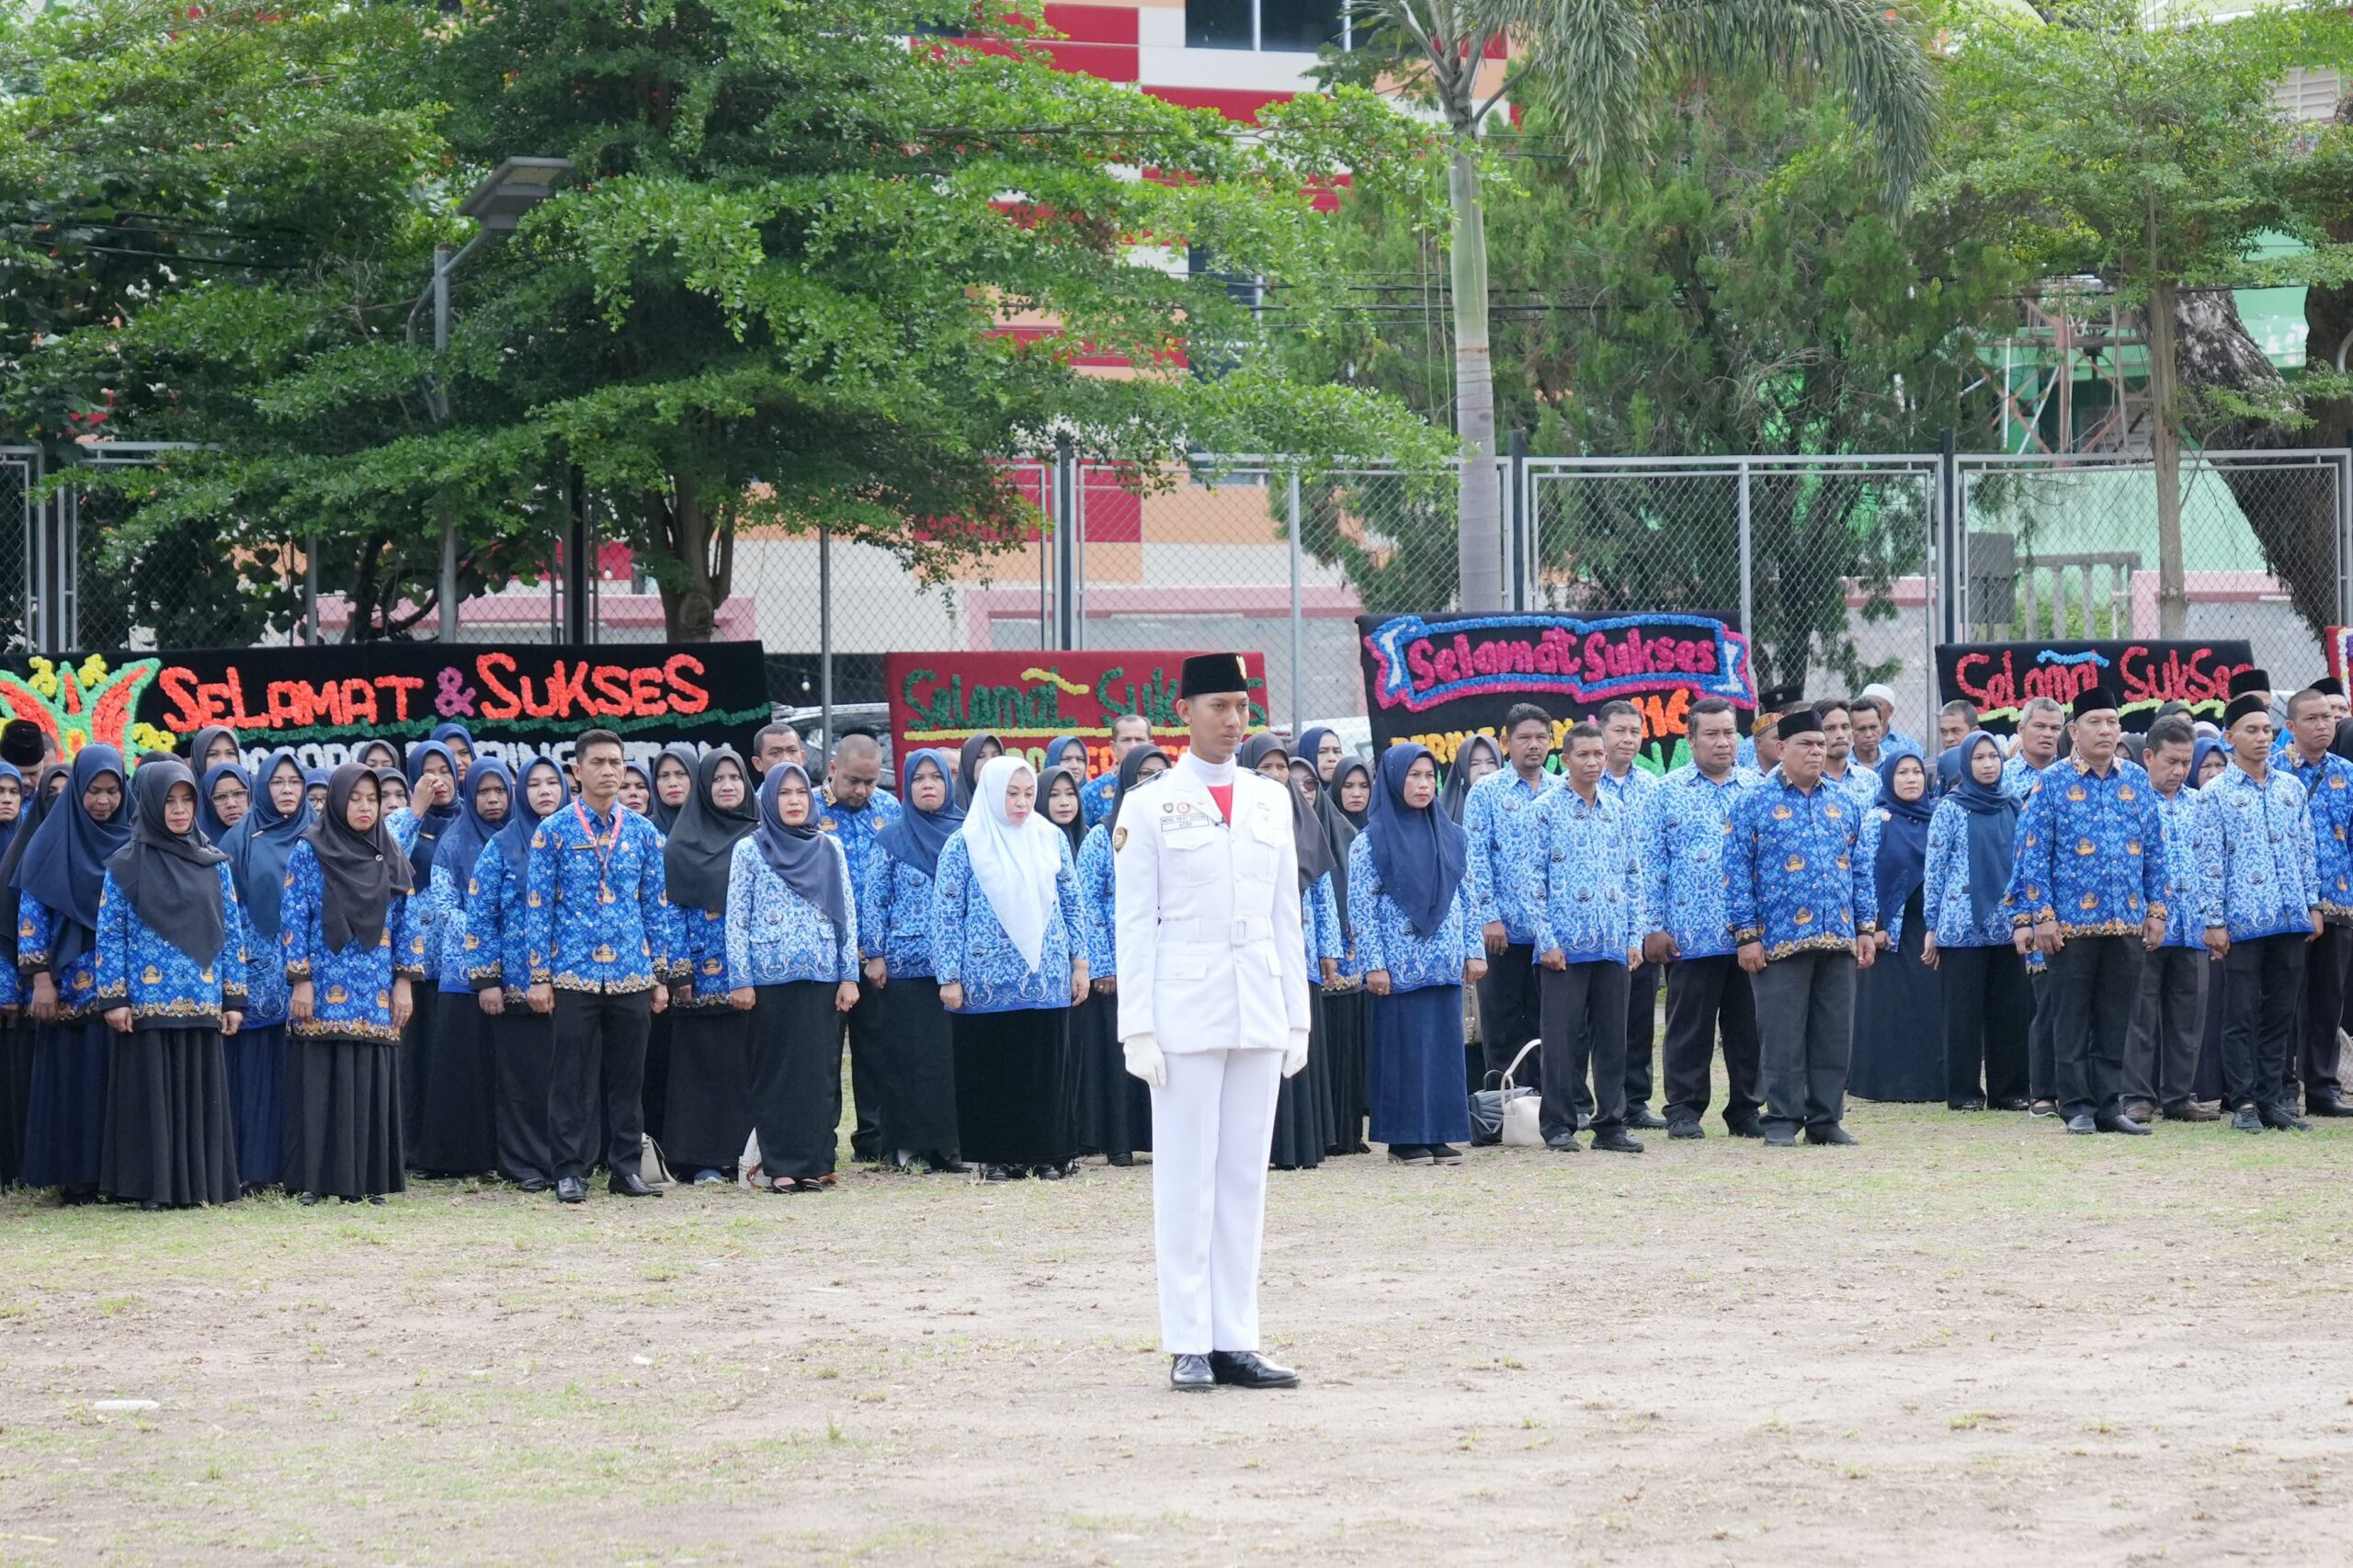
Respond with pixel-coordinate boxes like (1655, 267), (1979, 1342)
(4, 1098), (2352, 1566)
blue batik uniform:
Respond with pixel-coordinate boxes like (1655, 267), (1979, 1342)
(461, 840), (529, 1002)
(673, 904), (733, 1005)
(1521, 787), (1643, 965)
(1998, 754), (2045, 805)
(1076, 823), (1117, 975)
(723, 836), (859, 988)
(2193, 763), (2320, 941)
(94, 865), (248, 1028)
(1641, 765), (1764, 959)
(927, 834), (1084, 1012)
(2284, 751), (2353, 919)
(18, 896), (106, 1021)
(1079, 771), (1120, 827)
(1883, 729), (1926, 762)
(424, 859), (484, 996)
(2003, 757), (2167, 939)
(1305, 873), (1343, 971)
(1461, 767), (1555, 943)
(521, 803), (679, 994)
(862, 852), (943, 980)
(235, 896), (291, 1027)
(1821, 762), (1881, 808)
(1725, 772), (1879, 960)
(1920, 799), (2022, 950)
(2149, 787), (2204, 949)
(1597, 764), (1660, 842)
(818, 787), (901, 912)
(279, 841), (423, 1044)
(1346, 835), (1483, 991)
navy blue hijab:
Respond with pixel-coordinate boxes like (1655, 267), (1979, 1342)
(403, 740), (460, 879)
(0, 761), (26, 871)
(222, 747), (311, 939)
(434, 756), (513, 892)
(1872, 752), (1934, 926)
(1945, 732), (2019, 931)
(1366, 743), (1466, 937)
(494, 756), (569, 874)
(874, 748), (964, 881)
(14, 744), (133, 963)
(197, 761), (251, 846)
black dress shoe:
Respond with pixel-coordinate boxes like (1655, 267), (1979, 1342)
(1626, 1106), (1668, 1131)
(1170, 1354), (1214, 1392)
(2308, 1093), (2353, 1117)
(517, 1176), (552, 1194)
(1425, 1143), (1464, 1165)
(1590, 1128), (1644, 1153)
(1543, 1132), (1579, 1152)
(1805, 1124), (1858, 1146)
(1209, 1350), (1300, 1390)
(1951, 1096), (1986, 1112)
(2232, 1106), (2264, 1132)
(1033, 1163), (1066, 1181)
(297, 1191), (322, 1206)
(1992, 1096), (2032, 1112)
(2259, 1103), (2312, 1132)
(2064, 1113), (2095, 1134)
(983, 1164), (1017, 1182)
(2094, 1111), (2152, 1136)
(927, 1153), (972, 1174)
(1726, 1119), (1765, 1139)
(1762, 1124), (1798, 1147)
(2163, 1101), (2220, 1122)
(1106, 1152), (1133, 1167)
(1667, 1119), (1703, 1140)
(555, 1176), (588, 1203)
(608, 1171), (662, 1198)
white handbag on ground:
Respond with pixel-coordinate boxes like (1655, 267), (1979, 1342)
(1498, 1039), (1544, 1148)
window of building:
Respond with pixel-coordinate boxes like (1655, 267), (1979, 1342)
(1187, 0), (1347, 52)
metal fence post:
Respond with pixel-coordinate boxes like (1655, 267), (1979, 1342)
(1507, 430), (1529, 611)
(1288, 468), (1304, 731)
(1735, 459), (1753, 649)
(819, 519), (834, 757)
(304, 533), (320, 645)
(1052, 441), (1078, 651)
(2338, 437), (2352, 632)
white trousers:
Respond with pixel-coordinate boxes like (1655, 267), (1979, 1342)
(1150, 1047), (1285, 1355)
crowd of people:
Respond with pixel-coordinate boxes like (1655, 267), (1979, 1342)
(0, 658), (2341, 1212)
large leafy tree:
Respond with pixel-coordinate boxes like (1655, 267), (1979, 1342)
(1322, 0), (1938, 615)
(6, 0), (1437, 644)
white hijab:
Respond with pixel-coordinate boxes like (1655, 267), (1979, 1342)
(961, 756), (1063, 972)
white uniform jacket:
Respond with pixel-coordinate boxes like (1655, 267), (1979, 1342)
(1113, 756), (1312, 1053)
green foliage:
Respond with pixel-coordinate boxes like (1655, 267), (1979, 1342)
(3, 0), (1438, 644)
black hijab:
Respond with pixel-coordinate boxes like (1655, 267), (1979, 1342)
(356, 738), (405, 775)
(106, 759), (232, 962)
(664, 748), (758, 915)
(874, 749), (964, 880)
(1110, 743), (1171, 832)
(755, 764), (850, 932)
(649, 744), (699, 835)
(0, 760), (64, 967)
(494, 756), (570, 874)
(1238, 734), (1334, 893)
(14, 744), (133, 965)
(1042, 769), (1087, 858)
(1325, 756), (1373, 833)
(1439, 734), (1500, 824)
(956, 733), (1002, 807)
(301, 762), (415, 952)
(185, 725), (241, 775)
(222, 747), (311, 940)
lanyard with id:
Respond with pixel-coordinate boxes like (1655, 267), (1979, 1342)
(574, 798), (622, 905)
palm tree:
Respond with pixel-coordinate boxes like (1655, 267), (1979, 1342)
(1347, 0), (1937, 611)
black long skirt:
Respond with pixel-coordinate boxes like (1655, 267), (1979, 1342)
(411, 992), (496, 1175)
(870, 976), (961, 1157)
(750, 982), (844, 1180)
(1324, 985), (1370, 1153)
(1269, 989), (1334, 1168)
(490, 1006), (552, 1187)
(642, 1005), (673, 1145)
(285, 1035), (405, 1199)
(97, 1026), (240, 1207)
(0, 1013), (36, 1186)
(1068, 989), (1150, 1161)
(1849, 899), (1946, 1102)
(222, 1021), (286, 1187)
(21, 1017), (109, 1193)
(952, 1006), (1071, 1167)
(397, 1002), (430, 1160)
(665, 1004), (756, 1174)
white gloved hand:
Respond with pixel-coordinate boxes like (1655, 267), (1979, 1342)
(1123, 1032), (1168, 1088)
(1281, 1028), (1310, 1079)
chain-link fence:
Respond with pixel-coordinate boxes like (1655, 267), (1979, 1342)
(10, 444), (2353, 744)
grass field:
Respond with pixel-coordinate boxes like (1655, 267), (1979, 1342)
(3, 1100), (2351, 1566)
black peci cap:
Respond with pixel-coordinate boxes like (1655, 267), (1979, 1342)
(1755, 681), (1802, 713)
(2313, 676), (2346, 699)
(2223, 693), (2271, 730)
(0, 721), (43, 768)
(1775, 709), (1824, 741)
(2228, 667), (2271, 699)
(1178, 653), (1252, 699)
(2071, 685), (2120, 718)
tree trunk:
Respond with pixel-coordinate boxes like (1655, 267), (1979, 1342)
(2148, 278), (2187, 637)
(655, 474), (719, 642)
(1448, 135), (1504, 612)
(2174, 288), (2342, 639)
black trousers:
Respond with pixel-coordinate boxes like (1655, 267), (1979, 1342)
(1660, 954), (1760, 1130)
(1751, 949), (1855, 1132)
(1938, 945), (2029, 1107)
(2221, 933), (2306, 1111)
(844, 980), (886, 1160)
(2124, 946), (2207, 1111)
(1475, 943), (1543, 1089)
(1624, 961), (1661, 1108)
(548, 987), (654, 1183)
(2044, 935), (2145, 1120)
(2294, 923), (2350, 1108)
(2026, 968), (2056, 1103)
(1539, 960), (1629, 1139)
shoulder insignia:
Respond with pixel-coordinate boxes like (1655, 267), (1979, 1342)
(1114, 827), (1128, 851)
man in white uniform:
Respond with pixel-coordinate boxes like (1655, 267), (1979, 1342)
(1115, 654), (1313, 1392)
